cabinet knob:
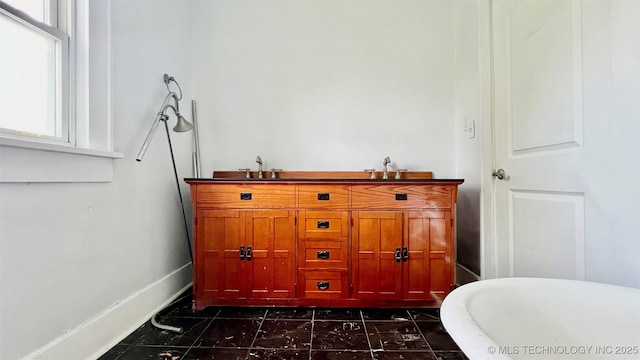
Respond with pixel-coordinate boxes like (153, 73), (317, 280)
(246, 246), (252, 260)
(395, 248), (402, 263)
(239, 246), (245, 260)
(402, 247), (409, 262)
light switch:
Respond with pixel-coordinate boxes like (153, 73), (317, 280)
(464, 118), (476, 139)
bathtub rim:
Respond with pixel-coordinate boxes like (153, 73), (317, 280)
(440, 277), (640, 360)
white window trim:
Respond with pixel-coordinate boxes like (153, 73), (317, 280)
(1, 1), (71, 145)
(0, 0), (123, 183)
(0, 136), (122, 158)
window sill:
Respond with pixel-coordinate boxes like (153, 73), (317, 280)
(0, 137), (124, 183)
(0, 137), (124, 159)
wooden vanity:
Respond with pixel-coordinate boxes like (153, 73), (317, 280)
(185, 172), (463, 310)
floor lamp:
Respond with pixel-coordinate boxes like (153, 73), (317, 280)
(136, 74), (194, 333)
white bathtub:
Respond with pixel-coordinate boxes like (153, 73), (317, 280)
(441, 278), (640, 360)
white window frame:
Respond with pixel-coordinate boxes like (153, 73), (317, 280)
(0, 0), (123, 183)
(0, 0), (71, 145)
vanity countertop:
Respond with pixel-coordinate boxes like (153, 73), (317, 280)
(185, 170), (464, 185)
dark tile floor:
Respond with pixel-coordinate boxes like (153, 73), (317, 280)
(99, 293), (468, 360)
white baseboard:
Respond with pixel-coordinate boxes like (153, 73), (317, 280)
(23, 263), (193, 360)
(456, 263), (480, 286)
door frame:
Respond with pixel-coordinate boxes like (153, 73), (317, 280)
(478, 0), (497, 280)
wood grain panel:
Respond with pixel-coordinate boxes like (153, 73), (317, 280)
(197, 210), (245, 299)
(197, 184), (296, 208)
(352, 211), (403, 300)
(246, 211), (296, 299)
(351, 185), (452, 209)
(298, 185), (349, 209)
(300, 240), (348, 269)
(298, 211), (349, 240)
(403, 210), (452, 300)
(299, 270), (348, 299)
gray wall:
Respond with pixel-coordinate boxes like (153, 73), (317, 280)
(0, 1), (194, 358)
(191, 1), (458, 177)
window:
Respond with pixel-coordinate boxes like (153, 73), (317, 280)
(0, 0), (70, 145)
(0, 0), (122, 183)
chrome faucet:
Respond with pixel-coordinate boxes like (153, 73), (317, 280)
(270, 168), (283, 179)
(239, 168), (251, 178)
(364, 168), (376, 179)
(395, 168), (407, 179)
(256, 156), (264, 178)
(382, 156), (391, 179)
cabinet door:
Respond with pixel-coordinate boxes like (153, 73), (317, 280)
(196, 209), (247, 299)
(245, 210), (296, 298)
(352, 211), (403, 300)
(404, 210), (452, 300)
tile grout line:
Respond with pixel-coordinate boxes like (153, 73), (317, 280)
(182, 308), (221, 358)
(359, 309), (377, 360)
(409, 309), (438, 359)
(308, 309), (316, 360)
(244, 309), (268, 360)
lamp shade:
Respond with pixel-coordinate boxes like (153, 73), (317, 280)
(173, 114), (194, 132)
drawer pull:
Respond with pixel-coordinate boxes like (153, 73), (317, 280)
(317, 221), (330, 229)
(317, 251), (330, 259)
(395, 248), (402, 263)
(317, 193), (330, 201)
(395, 193), (408, 201)
(240, 193), (253, 200)
(317, 281), (330, 290)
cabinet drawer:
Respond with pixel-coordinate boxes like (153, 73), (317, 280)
(196, 184), (296, 208)
(298, 185), (349, 209)
(299, 211), (349, 240)
(299, 270), (348, 299)
(351, 185), (452, 209)
(300, 240), (348, 269)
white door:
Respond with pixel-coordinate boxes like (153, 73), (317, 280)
(490, 0), (640, 285)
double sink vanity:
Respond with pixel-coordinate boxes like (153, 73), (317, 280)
(185, 170), (463, 310)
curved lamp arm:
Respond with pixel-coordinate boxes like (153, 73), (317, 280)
(136, 91), (193, 161)
(136, 92), (178, 161)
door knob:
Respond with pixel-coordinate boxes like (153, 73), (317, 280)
(492, 168), (507, 180)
